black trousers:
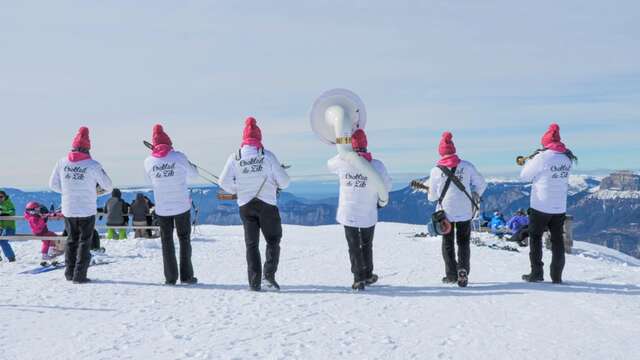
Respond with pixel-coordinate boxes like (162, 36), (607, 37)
(528, 209), (566, 281)
(509, 226), (529, 244)
(239, 199), (282, 288)
(158, 210), (194, 283)
(64, 216), (96, 281)
(442, 220), (471, 278)
(344, 226), (375, 282)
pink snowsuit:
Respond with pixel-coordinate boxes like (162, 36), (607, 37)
(24, 211), (57, 255)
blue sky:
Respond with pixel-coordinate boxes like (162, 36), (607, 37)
(1, 0), (639, 187)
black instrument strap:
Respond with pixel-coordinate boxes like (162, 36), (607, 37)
(438, 165), (479, 210)
(437, 167), (456, 206)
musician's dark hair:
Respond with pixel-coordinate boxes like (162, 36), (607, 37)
(564, 149), (578, 163)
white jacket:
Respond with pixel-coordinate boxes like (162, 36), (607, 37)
(144, 150), (199, 216)
(49, 158), (113, 218)
(520, 150), (573, 214)
(427, 160), (486, 222)
(219, 146), (290, 207)
(328, 155), (392, 228)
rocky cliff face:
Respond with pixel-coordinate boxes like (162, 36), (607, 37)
(600, 171), (640, 191)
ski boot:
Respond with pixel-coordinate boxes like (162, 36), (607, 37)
(522, 273), (544, 282)
(457, 269), (468, 288)
(263, 275), (280, 291)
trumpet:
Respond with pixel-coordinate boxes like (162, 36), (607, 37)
(516, 149), (544, 166)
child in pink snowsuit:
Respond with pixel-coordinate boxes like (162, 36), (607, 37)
(24, 202), (60, 259)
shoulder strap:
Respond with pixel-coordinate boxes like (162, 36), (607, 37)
(437, 166), (456, 206)
(438, 165), (479, 210)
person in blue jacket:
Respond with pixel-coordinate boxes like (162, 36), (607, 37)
(506, 209), (530, 246)
(489, 210), (507, 236)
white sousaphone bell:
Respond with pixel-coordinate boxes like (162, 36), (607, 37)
(310, 89), (389, 207)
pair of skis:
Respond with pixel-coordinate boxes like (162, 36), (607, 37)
(20, 252), (113, 275)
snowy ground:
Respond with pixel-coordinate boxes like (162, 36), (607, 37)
(1, 223), (639, 360)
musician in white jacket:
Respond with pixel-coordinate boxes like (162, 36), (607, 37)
(219, 117), (290, 291)
(520, 123), (576, 284)
(144, 124), (199, 285)
(49, 126), (113, 283)
(427, 132), (486, 287)
(328, 129), (392, 290)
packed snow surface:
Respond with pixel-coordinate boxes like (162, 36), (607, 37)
(1, 223), (638, 360)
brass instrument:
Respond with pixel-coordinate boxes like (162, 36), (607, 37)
(516, 149), (544, 166)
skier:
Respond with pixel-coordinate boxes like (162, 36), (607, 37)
(520, 123), (576, 284)
(130, 193), (151, 238)
(24, 201), (64, 260)
(219, 117), (290, 291)
(104, 188), (130, 240)
(49, 126), (113, 283)
(427, 132), (486, 287)
(327, 129), (392, 291)
(0, 190), (17, 262)
(144, 124), (199, 285)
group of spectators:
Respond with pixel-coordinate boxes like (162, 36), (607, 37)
(484, 209), (530, 246)
(103, 189), (156, 239)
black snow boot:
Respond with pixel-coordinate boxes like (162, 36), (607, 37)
(457, 269), (468, 288)
(442, 275), (457, 284)
(73, 278), (91, 284)
(522, 273), (544, 282)
(364, 273), (379, 285)
(351, 281), (366, 291)
(263, 274), (280, 291)
(181, 277), (198, 285)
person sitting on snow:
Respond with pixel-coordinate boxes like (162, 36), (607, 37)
(506, 209), (529, 246)
(489, 210), (507, 236)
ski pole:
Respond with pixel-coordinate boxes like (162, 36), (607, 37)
(190, 163), (219, 181)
